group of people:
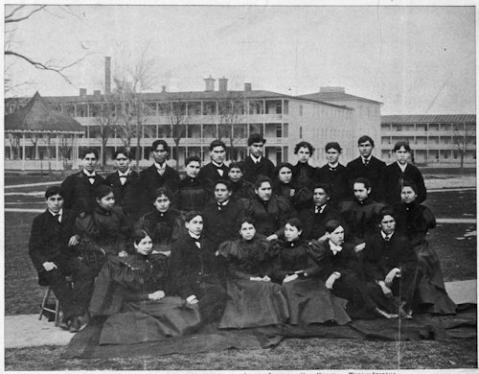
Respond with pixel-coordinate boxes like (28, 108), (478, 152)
(29, 133), (456, 343)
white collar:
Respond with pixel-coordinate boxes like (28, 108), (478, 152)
(328, 240), (343, 255)
(118, 169), (130, 177)
(154, 161), (166, 170)
(189, 232), (201, 240)
(217, 199), (230, 207)
(315, 204), (327, 213)
(212, 161), (224, 168)
(83, 169), (96, 177)
(397, 161), (408, 172)
(328, 162), (339, 169)
(381, 231), (394, 240)
(48, 208), (63, 217)
(250, 154), (262, 163)
(361, 155), (372, 163)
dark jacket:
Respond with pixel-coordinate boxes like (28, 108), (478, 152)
(198, 162), (229, 192)
(292, 162), (316, 190)
(137, 164), (181, 214)
(245, 195), (295, 237)
(393, 202), (436, 247)
(363, 232), (417, 282)
(230, 179), (255, 202)
(175, 177), (210, 212)
(385, 162), (427, 205)
(241, 156), (275, 183)
(169, 234), (225, 299)
(61, 171), (105, 214)
(29, 209), (79, 274)
(104, 170), (139, 217)
(273, 181), (313, 211)
(339, 198), (385, 242)
(346, 156), (387, 202)
(298, 204), (341, 240)
(316, 163), (349, 205)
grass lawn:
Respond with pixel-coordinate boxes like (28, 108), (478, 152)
(427, 190), (476, 218)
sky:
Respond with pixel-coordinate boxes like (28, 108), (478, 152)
(4, 5), (476, 115)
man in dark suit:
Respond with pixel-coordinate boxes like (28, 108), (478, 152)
(29, 186), (94, 332)
(241, 133), (275, 183)
(137, 139), (180, 215)
(198, 139), (229, 193)
(169, 211), (226, 325)
(104, 148), (139, 220)
(316, 142), (349, 206)
(298, 183), (341, 240)
(363, 210), (418, 317)
(61, 148), (105, 215)
(346, 136), (387, 203)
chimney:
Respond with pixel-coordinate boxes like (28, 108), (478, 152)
(79, 88), (87, 97)
(93, 90), (101, 96)
(105, 56), (112, 94)
(319, 86), (345, 93)
(161, 85), (167, 93)
(244, 82), (252, 91)
(204, 76), (215, 92)
(218, 77), (228, 92)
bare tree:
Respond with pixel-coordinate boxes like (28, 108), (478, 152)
(453, 122), (468, 170)
(59, 134), (75, 174)
(94, 102), (117, 168)
(168, 100), (188, 170)
(218, 94), (245, 161)
(7, 133), (21, 160)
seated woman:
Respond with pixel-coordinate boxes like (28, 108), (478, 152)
(76, 185), (131, 276)
(311, 220), (398, 319)
(228, 162), (255, 204)
(89, 230), (201, 344)
(272, 218), (351, 326)
(217, 218), (289, 329)
(393, 182), (456, 314)
(135, 187), (184, 257)
(273, 162), (312, 211)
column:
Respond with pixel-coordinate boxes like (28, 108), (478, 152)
(55, 136), (60, 169)
(22, 133), (26, 171)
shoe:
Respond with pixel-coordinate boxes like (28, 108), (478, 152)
(398, 302), (413, 319)
(58, 320), (70, 330)
(69, 316), (88, 333)
(374, 307), (398, 319)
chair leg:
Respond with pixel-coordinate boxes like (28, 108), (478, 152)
(54, 299), (61, 326)
(39, 287), (51, 321)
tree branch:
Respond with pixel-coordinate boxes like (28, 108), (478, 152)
(5, 5), (47, 23)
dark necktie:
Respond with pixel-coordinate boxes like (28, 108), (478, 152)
(53, 213), (61, 223)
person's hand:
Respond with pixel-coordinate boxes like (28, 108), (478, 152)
(325, 272), (341, 289)
(377, 280), (393, 297)
(118, 250), (128, 258)
(186, 295), (199, 304)
(42, 261), (57, 272)
(385, 268), (401, 286)
(354, 242), (366, 253)
(262, 275), (271, 282)
(289, 189), (296, 197)
(266, 234), (278, 241)
(283, 273), (298, 284)
(250, 276), (263, 281)
(148, 290), (165, 300)
(68, 235), (80, 247)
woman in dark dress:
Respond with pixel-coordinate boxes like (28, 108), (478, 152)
(76, 185), (131, 276)
(228, 162), (255, 204)
(292, 141), (317, 191)
(136, 187), (185, 257)
(273, 162), (312, 210)
(393, 182), (456, 314)
(89, 230), (201, 344)
(217, 218), (289, 328)
(272, 218), (351, 325)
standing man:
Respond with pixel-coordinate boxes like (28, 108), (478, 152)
(242, 133), (275, 183)
(137, 139), (180, 215)
(198, 139), (229, 192)
(316, 142), (349, 206)
(346, 136), (387, 203)
(29, 186), (94, 332)
(104, 148), (139, 220)
(61, 148), (105, 216)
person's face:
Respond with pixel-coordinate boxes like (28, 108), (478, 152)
(240, 222), (256, 241)
(250, 142), (264, 158)
(185, 161), (201, 178)
(47, 194), (64, 213)
(313, 188), (330, 206)
(135, 235), (153, 256)
(214, 183), (231, 203)
(82, 152), (97, 172)
(278, 167), (292, 184)
(358, 141), (373, 158)
(211, 146), (226, 164)
(353, 182), (370, 202)
(401, 186), (417, 204)
(395, 146), (410, 164)
(115, 153), (130, 173)
(380, 215), (396, 235)
(255, 181), (272, 201)
(153, 194), (171, 213)
(284, 223), (302, 242)
(297, 147), (311, 163)
(152, 144), (168, 164)
(326, 148), (340, 164)
(97, 192), (115, 211)
(228, 167), (243, 182)
(329, 226), (345, 246)
(186, 215), (203, 236)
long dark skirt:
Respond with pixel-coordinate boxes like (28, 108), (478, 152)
(414, 242), (456, 314)
(282, 278), (351, 325)
(219, 279), (289, 328)
(99, 296), (201, 345)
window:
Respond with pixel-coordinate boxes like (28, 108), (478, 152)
(158, 125), (171, 138)
(276, 124), (282, 137)
(158, 103), (170, 115)
(77, 104), (88, 117)
(283, 100), (289, 115)
(187, 124), (201, 138)
(188, 102), (202, 115)
(249, 100), (264, 115)
(203, 124), (217, 138)
(233, 124), (247, 138)
(283, 123), (289, 137)
(249, 123), (263, 136)
(203, 101), (217, 115)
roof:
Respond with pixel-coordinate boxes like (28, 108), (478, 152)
(381, 114), (476, 124)
(12, 89), (352, 111)
(5, 92), (84, 133)
(299, 91), (382, 105)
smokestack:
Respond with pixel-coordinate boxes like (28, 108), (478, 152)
(105, 56), (111, 94)
(161, 85), (167, 92)
(204, 76), (215, 92)
(218, 77), (228, 92)
(93, 90), (101, 96)
(244, 82), (252, 91)
(79, 88), (87, 97)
